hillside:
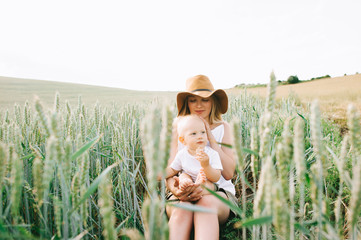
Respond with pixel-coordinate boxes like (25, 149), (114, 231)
(1, 74), (360, 124)
(0, 76), (176, 109)
(229, 74), (361, 124)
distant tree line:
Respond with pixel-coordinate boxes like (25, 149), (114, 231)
(310, 74), (331, 81)
(235, 71), (360, 88)
(286, 75), (300, 84)
(285, 74), (331, 84)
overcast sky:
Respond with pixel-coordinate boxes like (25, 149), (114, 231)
(1, 0), (360, 91)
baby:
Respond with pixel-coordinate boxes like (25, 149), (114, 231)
(165, 115), (222, 193)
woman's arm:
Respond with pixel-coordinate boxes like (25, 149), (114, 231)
(166, 176), (203, 201)
(205, 120), (236, 180)
(165, 166), (179, 179)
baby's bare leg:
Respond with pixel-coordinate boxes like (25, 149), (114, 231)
(179, 173), (194, 191)
(200, 180), (217, 195)
(195, 168), (206, 185)
(195, 168), (217, 196)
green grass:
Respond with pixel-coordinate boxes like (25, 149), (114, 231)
(0, 74), (360, 239)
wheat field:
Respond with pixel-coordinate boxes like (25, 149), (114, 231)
(0, 73), (360, 239)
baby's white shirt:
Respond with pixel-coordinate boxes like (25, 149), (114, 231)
(177, 124), (236, 195)
(170, 146), (223, 182)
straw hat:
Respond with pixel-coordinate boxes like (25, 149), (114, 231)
(176, 75), (228, 114)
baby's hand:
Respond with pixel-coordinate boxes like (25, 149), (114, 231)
(196, 147), (209, 168)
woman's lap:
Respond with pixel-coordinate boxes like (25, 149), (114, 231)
(166, 195), (193, 219)
(166, 190), (235, 224)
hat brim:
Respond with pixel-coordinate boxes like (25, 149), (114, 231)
(176, 89), (228, 115)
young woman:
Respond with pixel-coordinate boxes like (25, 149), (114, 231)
(166, 75), (237, 240)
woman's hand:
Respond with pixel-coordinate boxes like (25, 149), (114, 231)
(198, 118), (236, 180)
(170, 176), (203, 202)
(199, 117), (217, 145)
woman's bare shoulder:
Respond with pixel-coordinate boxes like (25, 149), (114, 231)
(221, 121), (233, 136)
(173, 116), (180, 126)
(211, 121), (226, 130)
(222, 121), (230, 128)
(213, 121), (230, 130)
(172, 117), (183, 131)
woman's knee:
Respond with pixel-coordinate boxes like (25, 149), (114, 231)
(196, 194), (230, 223)
(169, 205), (194, 223)
(197, 195), (217, 209)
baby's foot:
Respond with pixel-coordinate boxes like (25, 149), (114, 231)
(195, 168), (207, 185)
(180, 178), (194, 191)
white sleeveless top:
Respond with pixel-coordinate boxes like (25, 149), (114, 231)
(178, 124), (236, 195)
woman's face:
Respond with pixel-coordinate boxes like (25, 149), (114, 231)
(187, 95), (212, 120)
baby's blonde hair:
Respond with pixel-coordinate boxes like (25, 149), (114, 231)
(176, 115), (204, 138)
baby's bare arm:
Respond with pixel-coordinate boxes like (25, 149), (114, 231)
(203, 166), (221, 183)
(196, 148), (221, 182)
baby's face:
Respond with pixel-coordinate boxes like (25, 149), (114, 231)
(182, 117), (207, 151)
